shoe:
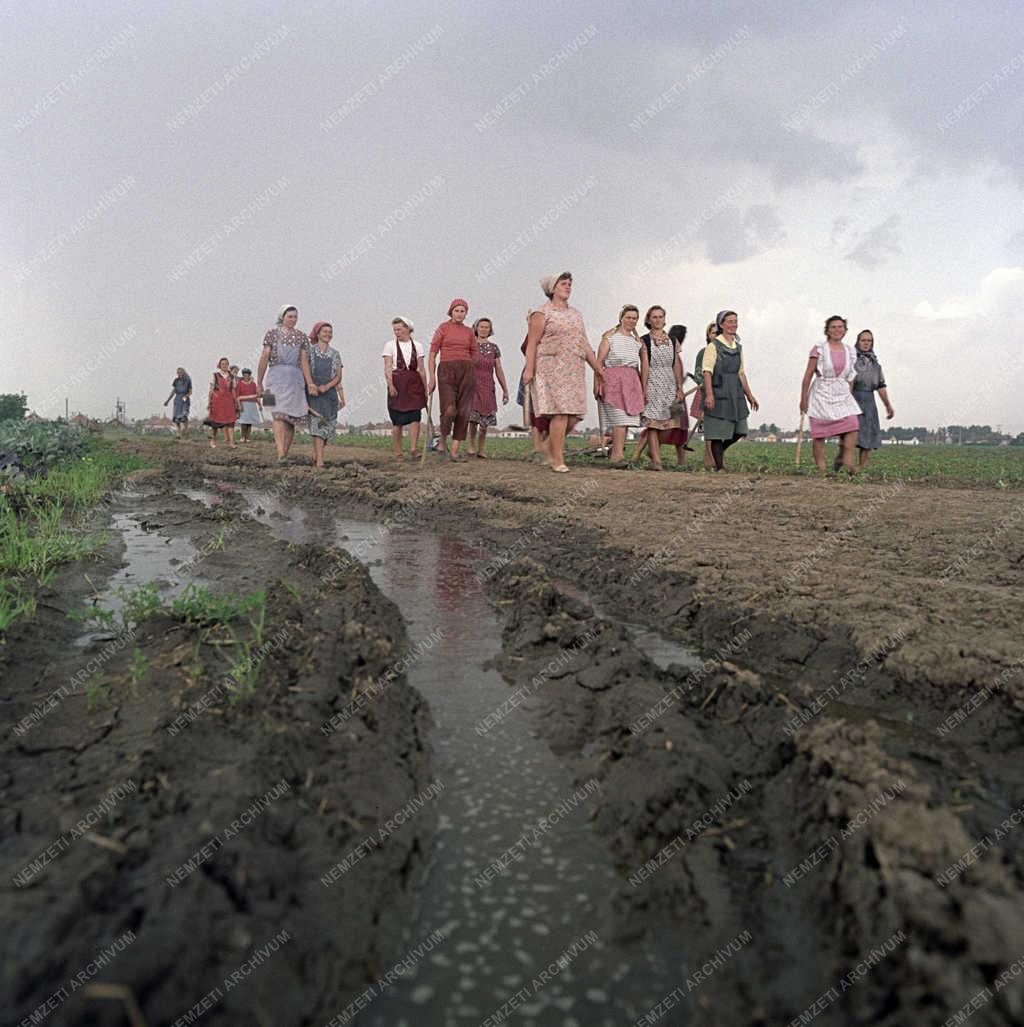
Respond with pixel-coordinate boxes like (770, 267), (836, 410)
(551, 464), (570, 473)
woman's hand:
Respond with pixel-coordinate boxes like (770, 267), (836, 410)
(705, 393), (715, 412)
(748, 395), (760, 412)
(307, 382), (318, 396)
(522, 366), (534, 385)
(339, 395), (346, 411)
(675, 388), (685, 402)
(163, 399), (169, 406)
(501, 391), (509, 405)
(885, 407), (895, 419)
(427, 377), (436, 395)
(799, 400), (808, 415)
(387, 382), (398, 398)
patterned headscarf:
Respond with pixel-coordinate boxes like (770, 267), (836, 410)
(277, 304), (297, 325)
(448, 298), (469, 316)
(855, 332), (878, 365)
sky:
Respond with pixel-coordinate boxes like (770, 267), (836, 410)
(2, 0), (1023, 432)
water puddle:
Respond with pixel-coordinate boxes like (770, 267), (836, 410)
(229, 488), (684, 1026)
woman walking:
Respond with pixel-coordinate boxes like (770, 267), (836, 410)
(467, 318), (509, 458)
(702, 310), (759, 471)
(164, 367), (192, 438)
(852, 329), (894, 469)
(206, 357), (239, 449)
(637, 310), (687, 469)
(235, 368), (262, 442)
(257, 305), (316, 462)
(523, 272), (604, 473)
(428, 299), (477, 462)
(307, 321), (344, 469)
(691, 322), (716, 469)
(383, 316), (427, 459)
(799, 315), (861, 474)
(597, 305), (648, 466)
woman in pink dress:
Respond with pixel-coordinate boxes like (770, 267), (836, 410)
(467, 317), (509, 459)
(799, 314), (861, 474)
(522, 272), (604, 473)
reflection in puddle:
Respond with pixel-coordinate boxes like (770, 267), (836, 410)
(236, 490), (683, 1027)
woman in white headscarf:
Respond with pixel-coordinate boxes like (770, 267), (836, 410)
(522, 272), (603, 473)
(257, 304), (317, 462)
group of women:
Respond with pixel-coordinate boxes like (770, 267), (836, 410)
(167, 284), (894, 474)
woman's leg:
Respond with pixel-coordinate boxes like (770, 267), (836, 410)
(811, 438), (826, 471)
(477, 425), (488, 457)
(858, 446), (870, 468)
(312, 436), (325, 468)
(449, 364), (474, 459)
(409, 420), (421, 453)
(710, 439), (725, 470)
(241, 425), (251, 442)
(633, 430), (649, 462)
(548, 415), (569, 468)
(392, 425), (403, 457)
(225, 427), (235, 447)
(610, 426), (627, 462)
(437, 365), (455, 454)
(210, 426), (217, 448)
(271, 419), (287, 458)
(467, 422), (478, 455)
(648, 429), (663, 469)
(675, 444), (686, 466)
(281, 422), (295, 457)
(840, 432), (857, 473)
(704, 440), (714, 470)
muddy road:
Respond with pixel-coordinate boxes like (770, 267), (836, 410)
(3, 436), (1023, 1026)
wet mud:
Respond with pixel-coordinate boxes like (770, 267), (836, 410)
(4, 437), (1024, 1025)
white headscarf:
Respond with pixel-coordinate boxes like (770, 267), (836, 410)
(393, 315), (414, 332)
(539, 272), (569, 297)
(276, 304), (297, 325)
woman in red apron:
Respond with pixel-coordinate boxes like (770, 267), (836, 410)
(383, 316), (428, 459)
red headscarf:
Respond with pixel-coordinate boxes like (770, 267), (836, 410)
(447, 298), (469, 316)
(308, 321), (332, 345)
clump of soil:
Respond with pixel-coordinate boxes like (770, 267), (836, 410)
(2, 490), (435, 1025)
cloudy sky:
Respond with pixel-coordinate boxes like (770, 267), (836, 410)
(2, 0), (1022, 431)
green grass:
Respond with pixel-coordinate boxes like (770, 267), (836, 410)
(333, 433), (1024, 487)
(0, 437), (148, 631)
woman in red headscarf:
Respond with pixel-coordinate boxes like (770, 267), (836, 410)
(427, 298), (477, 462)
(207, 356), (239, 448)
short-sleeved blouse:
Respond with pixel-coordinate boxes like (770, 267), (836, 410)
(263, 327), (309, 366)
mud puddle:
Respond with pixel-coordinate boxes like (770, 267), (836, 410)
(202, 486), (684, 1026)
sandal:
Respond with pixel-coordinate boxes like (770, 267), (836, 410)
(551, 464), (570, 473)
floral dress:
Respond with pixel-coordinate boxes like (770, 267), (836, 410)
(470, 340), (501, 427)
(532, 302), (589, 417)
(262, 327), (310, 426)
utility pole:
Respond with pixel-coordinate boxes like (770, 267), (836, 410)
(65, 398), (69, 422)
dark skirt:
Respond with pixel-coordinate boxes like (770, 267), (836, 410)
(854, 388), (881, 449)
(388, 407), (421, 426)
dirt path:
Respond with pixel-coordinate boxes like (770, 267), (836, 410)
(5, 436), (1024, 1025)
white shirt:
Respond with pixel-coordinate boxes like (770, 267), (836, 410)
(382, 339), (424, 364)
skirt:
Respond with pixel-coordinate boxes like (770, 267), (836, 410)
(703, 413), (748, 440)
(809, 415), (859, 440)
(388, 407), (422, 426)
(172, 396), (190, 422)
(854, 389), (881, 449)
(308, 411), (337, 442)
(237, 401), (262, 426)
(265, 364), (309, 426)
(469, 410), (497, 427)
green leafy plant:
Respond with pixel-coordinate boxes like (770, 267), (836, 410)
(84, 673), (111, 710)
(170, 584), (266, 628)
(128, 647), (150, 689)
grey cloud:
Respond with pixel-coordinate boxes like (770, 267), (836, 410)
(845, 215), (902, 269)
(703, 204), (788, 264)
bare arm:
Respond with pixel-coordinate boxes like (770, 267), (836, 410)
(640, 344), (650, 397)
(300, 347), (316, 393)
(703, 370), (715, 411)
(337, 368), (345, 410)
(257, 347), (270, 395)
(739, 371), (759, 411)
(384, 356), (397, 397)
(878, 386), (894, 418)
(428, 349), (439, 393)
(163, 389), (175, 406)
(494, 357), (509, 402)
(522, 311), (545, 384)
(673, 345), (684, 397)
(799, 356), (818, 413)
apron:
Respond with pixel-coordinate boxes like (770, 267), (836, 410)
(391, 342), (427, 411)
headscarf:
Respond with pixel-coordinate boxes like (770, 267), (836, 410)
(539, 272), (570, 297)
(715, 310), (737, 332)
(668, 324), (686, 345)
(392, 315), (414, 333)
(855, 332), (878, 365)
(308, 321), (332, 345)
(448, 298), (469, 316)
(277, 304), (297, 325)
